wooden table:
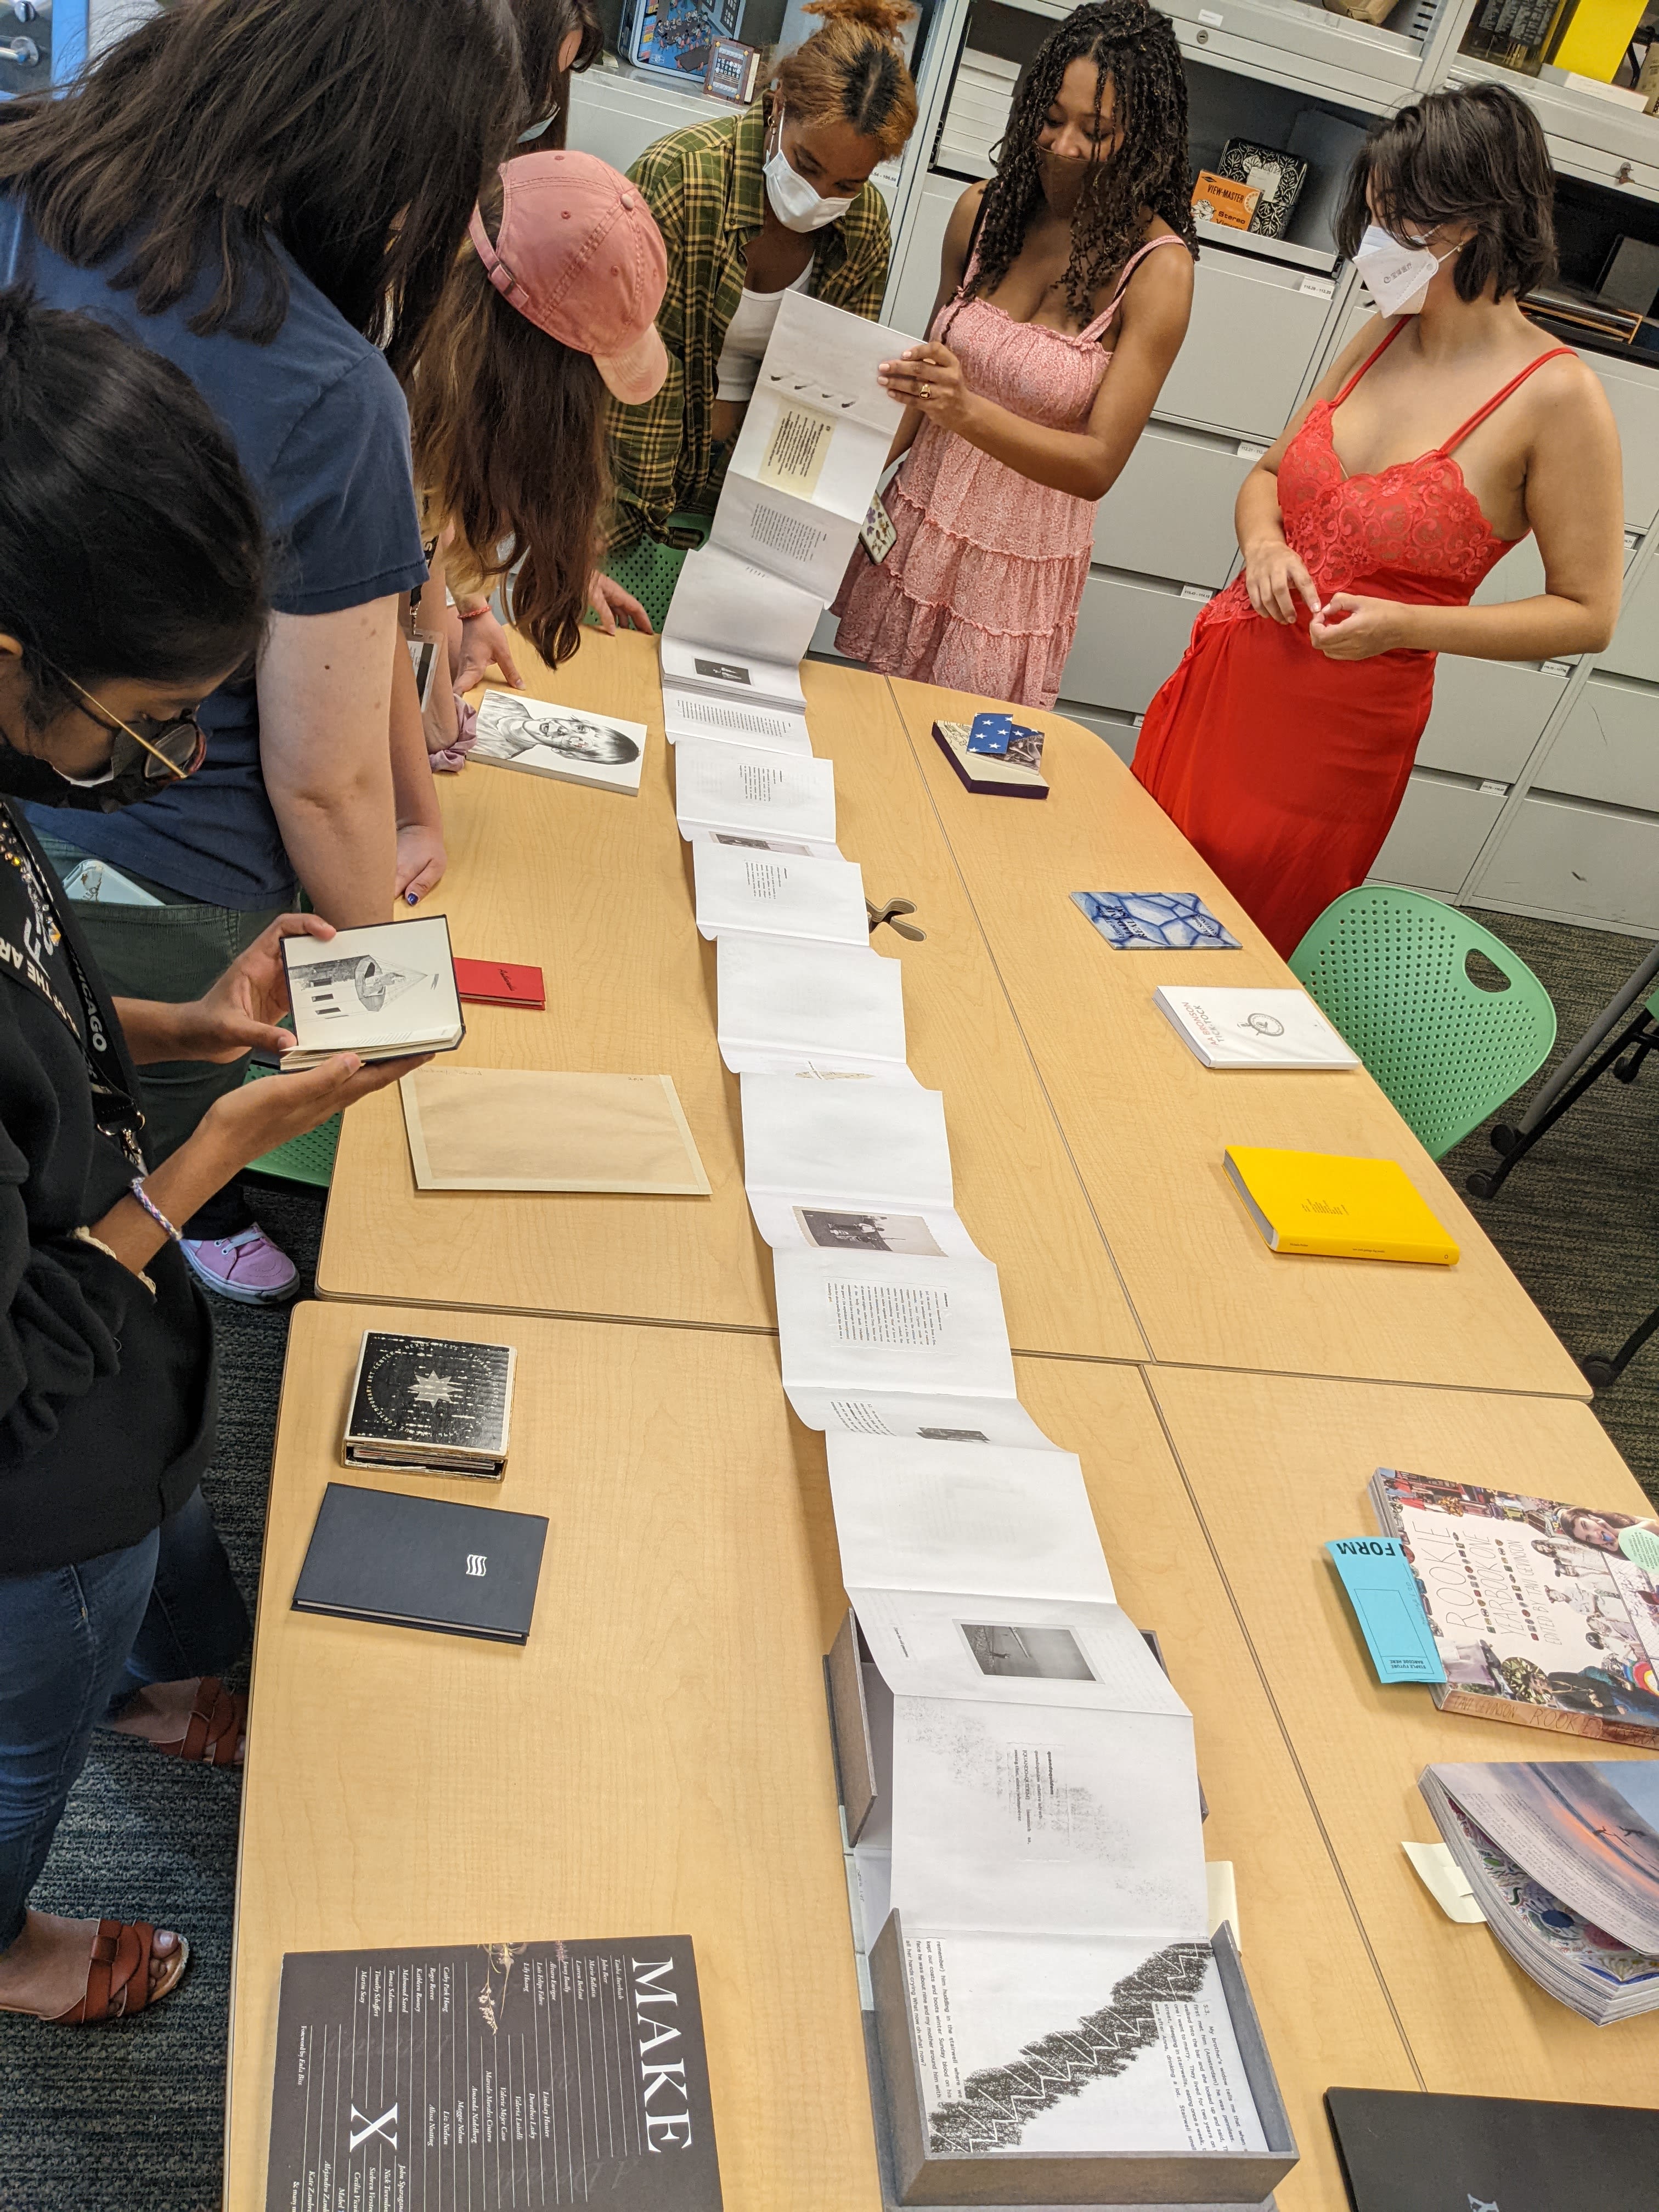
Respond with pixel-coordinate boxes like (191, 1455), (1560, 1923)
(224, 1308), (1417, 2212)
(317, 635), (1147, 1363)
(1147, 1363), (1659, 2108)
(227, 1302), (883, 2211)
(888, 678), (1591, 1403)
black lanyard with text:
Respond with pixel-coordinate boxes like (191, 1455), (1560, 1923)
(0, 805), (149, 1171)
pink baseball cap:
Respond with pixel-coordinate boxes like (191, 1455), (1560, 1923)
(468, 150), (669, 406)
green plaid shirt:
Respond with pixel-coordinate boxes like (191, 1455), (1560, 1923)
(603, 99), (892, 552)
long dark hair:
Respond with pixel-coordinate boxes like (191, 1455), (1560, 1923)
(1336, 84), (1558, 304)
(972, 0), (1195, 326)
(0, 0), (539, 381)
(408, 178), (606, 671)
(518, 0), (602, 149)
(0, 289), (265, 730)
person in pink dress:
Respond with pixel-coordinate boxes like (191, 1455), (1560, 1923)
(832, 0), (1194, 708)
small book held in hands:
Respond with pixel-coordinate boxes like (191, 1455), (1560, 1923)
(279, 916), (464, 1070)
(343, 1330), (516, 1479)
(1156, 986), (1359, 1069)
(470, 689), (647, 796)
(1224, 1146), (1459, 1265)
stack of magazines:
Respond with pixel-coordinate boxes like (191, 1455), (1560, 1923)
(1421, 1759), (1659, 2024)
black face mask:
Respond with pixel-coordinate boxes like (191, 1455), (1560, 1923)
(1037, 147), (1103, 222)
(0, 694), (205, 812)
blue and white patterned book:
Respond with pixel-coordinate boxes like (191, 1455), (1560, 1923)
(1071, 891), (1241, 951)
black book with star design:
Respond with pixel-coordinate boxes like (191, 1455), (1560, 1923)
(343, 1330), (517, 1480)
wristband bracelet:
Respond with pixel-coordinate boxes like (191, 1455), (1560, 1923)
(129, 1178), (183, 1244)
(458, 603), (492, 622)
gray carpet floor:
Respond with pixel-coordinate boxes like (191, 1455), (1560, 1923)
(1, 910), (1656, 2208)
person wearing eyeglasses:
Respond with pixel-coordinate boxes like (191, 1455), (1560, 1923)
(0, 291), (426, 2028)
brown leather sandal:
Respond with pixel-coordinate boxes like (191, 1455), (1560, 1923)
(149, 1677), (246, 1767)
(47, 1920), (189, 2024)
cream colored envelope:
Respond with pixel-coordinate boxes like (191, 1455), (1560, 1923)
(400, 1067), (710, 1195)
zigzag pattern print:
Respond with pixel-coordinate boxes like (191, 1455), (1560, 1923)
(926, 1941), (1213, 2153)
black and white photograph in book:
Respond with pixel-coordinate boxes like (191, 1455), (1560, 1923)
(962, 1623), (1097, 1683)
(471, 690), (648, 796)
(796, 1207), (947, 1257)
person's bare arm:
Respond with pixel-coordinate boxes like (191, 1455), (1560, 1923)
(1236, 314), (1392, 622)
(877, 241), (1193, 499)
(388, 631), (447, 906)
(258, 600), (399, 925)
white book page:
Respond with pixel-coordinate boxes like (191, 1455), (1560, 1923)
(740, 1073), (950, 1210)
(674, 737), (836, 847)
(712, 470), (860, 604)
(717, 936), (905, 1075)
(900, 1931), (1268, 2156)
(853, 1587), (1191, 1717)
(662, 687), (813, 757)
(663, 544), (823, 665)
(889, 1696), (1206, 1940)
(693, 841), (866, 946)
(284, 916), (459, 1057)
(827, 1436), (1113, 1604)
(775, 1249), (1014, 1403)
(659, 635), (805, 708)
(732, 291), (907, 459)
(810, 1390), (1061, 1449)
(1154, 986), (1359, 1070)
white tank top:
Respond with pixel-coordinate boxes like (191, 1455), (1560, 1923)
(715, 261), (814, 403)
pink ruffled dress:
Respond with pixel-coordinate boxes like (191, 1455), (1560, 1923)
(832, 235), (1184, 708)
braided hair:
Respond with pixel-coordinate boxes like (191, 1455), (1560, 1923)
(969, 1), (1196, 326)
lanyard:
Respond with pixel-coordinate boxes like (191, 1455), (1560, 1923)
(0, 805), (149, 1171)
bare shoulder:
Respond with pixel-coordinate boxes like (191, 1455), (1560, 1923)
(1311, 311), (1393, 399)
(1126, 232), (1195, 305)
(1517, 343), (1620, 451)
(944, 179), (988, 249)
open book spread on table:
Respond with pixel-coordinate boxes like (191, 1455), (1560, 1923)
(1371, 1468), (1659, 1743)
(659, 549), (820, 760)
(343, 1330), (515, 1479)
(1419, 1759), (1659, 2023)
(400, 1067), (710, 1194)
(832, 1435), (1265, 2163)
(673, 736), (836, 851)
(1225, 1147), (1459, 1265)
(470, 690), (647, 796)
(715, 936), (906, 1079)
(714, 290), (907, 602)
(772, 1246), (1020, 1436)
(1156, 986), (1359, 1070)
(264, 1937), (723, 2211)
(1326, 2086), (1659, 2212)
(739, 1074), (980, 1259)
(280, 916), (463, 1069)
(692, 839), (866, 947)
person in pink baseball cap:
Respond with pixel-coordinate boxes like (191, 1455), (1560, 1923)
(407, 148), (669, 748)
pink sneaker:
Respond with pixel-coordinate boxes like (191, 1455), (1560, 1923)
(181, 1226), (301, 1305)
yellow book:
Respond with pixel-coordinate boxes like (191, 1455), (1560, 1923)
(1223, 1146), (1459, 1266)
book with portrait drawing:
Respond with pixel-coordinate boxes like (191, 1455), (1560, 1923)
(343, 1329), (516, 1479)
(279, 915), (464, 1070)
(471, 689), (647, 796)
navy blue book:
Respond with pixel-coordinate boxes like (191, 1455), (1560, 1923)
(292, 1482), (547, 1644)
(1327, 2087), (1659, 2212)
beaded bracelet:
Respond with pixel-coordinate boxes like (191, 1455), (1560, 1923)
(457, 603), (492, 622)
(129, 1178), (183, 1244)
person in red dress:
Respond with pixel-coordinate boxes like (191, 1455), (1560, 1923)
(1132, 84), (1624, 958)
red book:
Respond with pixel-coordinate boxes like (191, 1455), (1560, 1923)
(453, 957), (546, 1010)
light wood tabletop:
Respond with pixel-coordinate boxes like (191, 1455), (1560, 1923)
(225, 1301), (883, 2211)
(317, 634), (1147, 1362)
(1146, 1363), (1659, 2109)
(884, 676), (1590, 1403)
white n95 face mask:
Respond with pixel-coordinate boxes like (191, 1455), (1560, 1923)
(764, 106), (855, 233)
(1353, 222), (1459, 317)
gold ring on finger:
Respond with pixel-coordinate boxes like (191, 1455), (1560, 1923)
(921, 381), (932, 399)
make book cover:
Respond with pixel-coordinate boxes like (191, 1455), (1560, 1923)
(343, 1331), (516, 1477)
(265, 1937), (721, 2211)
(1372, 1468), (1659, 1743)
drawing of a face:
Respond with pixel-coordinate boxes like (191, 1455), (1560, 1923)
(485, 700), (639, 765)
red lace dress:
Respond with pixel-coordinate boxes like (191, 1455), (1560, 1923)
(1132, 326), (1572, 956)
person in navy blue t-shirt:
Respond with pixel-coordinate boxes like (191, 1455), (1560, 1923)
(0, 0), (566, 1302)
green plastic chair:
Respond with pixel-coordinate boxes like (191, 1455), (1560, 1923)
(1288, 886), (1557, 1159)
(599, 511), (713, 632)
(239, 1060), (340, 1188)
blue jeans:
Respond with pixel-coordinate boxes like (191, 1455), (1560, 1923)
(0, 1489), (249, 1948)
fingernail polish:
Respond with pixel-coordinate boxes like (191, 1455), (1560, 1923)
(405, 890), (418, 905)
